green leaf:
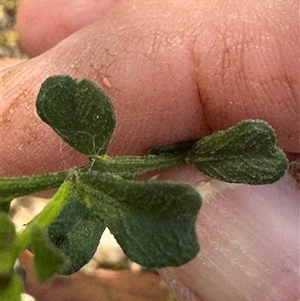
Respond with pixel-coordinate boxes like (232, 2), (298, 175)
(0, 273), (23, 301)
(30, 225), (66, 282)
(36, 75), (116, 156)
(48, 188), (105, 275)
(75, 171), (202, 268)
(187, 120), (288, 184)
(0, 213), (18, 278)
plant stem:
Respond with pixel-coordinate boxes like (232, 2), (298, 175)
(91, 153), (188, 176)
(17, 181), (73, 252)
(0, 170), (69, 202)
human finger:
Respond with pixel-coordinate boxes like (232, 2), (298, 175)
(2, 0), (298, 177)
(16, 0), (122, 56)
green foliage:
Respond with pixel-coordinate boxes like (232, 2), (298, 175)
(0, 273), (23, 301)
(0, 75), (289, 300)
(0, 213), (16, 252)
(0, 171), (68, 205)
(36, 75), (116, 156)
(0, 214), (22, 301)
(76, 171), (201, 267)
(187, 120), (288, 184)
(29, 225), (66, 282)
(91, 154), (187, 178)
(0, 213), (18, 278)
(48, 188), (106, 275)
(15, 181), (75, 282)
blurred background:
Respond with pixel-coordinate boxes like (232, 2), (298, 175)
(0, 0), (27, 58)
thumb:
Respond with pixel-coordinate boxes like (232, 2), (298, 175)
(16, 0), (122, 57)
(157, 169), (299, 301)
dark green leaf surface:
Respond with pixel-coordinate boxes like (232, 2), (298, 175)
(48, 189), (105, 275)
(36, 75), (116, 156)
(30, 225), (66, 282)
(76, 171), (202, 268)
(187, 120), (288, 184)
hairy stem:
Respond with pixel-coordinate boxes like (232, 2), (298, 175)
(17, 181), (73, 252)
(91, 153), (188, 176)
(0, 170), (69, 202)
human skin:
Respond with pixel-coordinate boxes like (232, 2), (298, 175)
(1, 0), (299, 300)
